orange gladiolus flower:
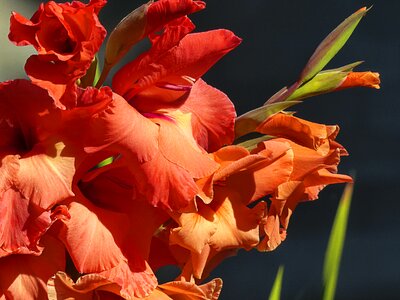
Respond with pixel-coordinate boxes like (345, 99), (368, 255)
(256, 113), (352, 251)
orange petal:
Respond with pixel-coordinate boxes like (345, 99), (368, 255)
(0, 234), (65, 299)
(169, 202), (217, 254)
(99, 260), (157, 299)
(209, 187), (265, 251)
(56, 193), (128, 273)
(256, 113), (339, 152)
(47, 272), (119, 300)
(84, 92), (159, 164)
(157, 116), (219, 179)
(257, 204), (287, 252)
(338, 71), (380, 90)
(134, 79), (236, 153)
(158, 278), (223, 300)
(225, 140), (293, 204)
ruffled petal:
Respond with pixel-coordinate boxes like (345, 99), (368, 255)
(113, 28), (241, 100)
(157, 116), (218, 179)
(178, 79), (236, 152)
(129, 79), (236, 152)
(9, 0), (106, 108)
(16, 142), (76, 210)
(256, 113), (339, 152)
(48, 272), (118, 300)
(170, 202), (217, 254)
(158, 278), (223, 300)
(209, 187), (265, 251)
(0, 235), (66, 299)
(99, 260), (157, 299)
(257, 203), (287, 252)
(84, 92), (159, 164)
(145, 0), (205, 35)
(0, 183), (68, 256)
(56, 193), (128, 273)
(225, 140), (293, 204)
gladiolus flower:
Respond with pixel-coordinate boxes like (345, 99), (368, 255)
(9, 0), (107, 108)
(0, 1), (381, 299)
(256, 113), (352, 251)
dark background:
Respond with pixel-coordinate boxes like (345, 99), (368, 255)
(6, 1), (400, 299)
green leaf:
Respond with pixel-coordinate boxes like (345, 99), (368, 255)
(235, 101), (301, 138)
(322, 183), (354, 300)
(299, 8), (369, 84)
(268, 266), (284, 300)
(287, 62), (363, 101)
(80, 56), (101, 88)
(94, 56), (102, 87)
(97, 156), (114, 168)
(235, 135), (273, 151)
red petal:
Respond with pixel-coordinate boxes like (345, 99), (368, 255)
(179, 79), (236, 152)
(146, 0), (205, 35)
(8, 11), (40, 47)
(0, 187), (51, 256)
(113, 29), (241, 99)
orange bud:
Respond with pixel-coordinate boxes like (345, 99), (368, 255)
(338, 71), (380, 90)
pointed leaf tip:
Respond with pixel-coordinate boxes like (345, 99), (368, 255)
(268, 266), (284, 300)
(299, 7), (369, 84)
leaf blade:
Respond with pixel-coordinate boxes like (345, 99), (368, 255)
(235, 101), (301, 138)
(299, 8), (368, 84)
(268, 266), (284, 300)
(322, 183), (354, 300)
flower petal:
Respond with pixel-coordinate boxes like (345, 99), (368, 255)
(0, 185), (66, 256)
(257, 113), (339, 151)
(56, 193), (128, 274)
(114, 28), (241, 100)
(0, 234), (65, 299)
(180, 79), (236, 152)
(84, 92), (159, 164)
(99, 260), (157, 299)
(158, 278), (223, 300)
(47, 272), (120, 300)
(16, 142), (75, 210)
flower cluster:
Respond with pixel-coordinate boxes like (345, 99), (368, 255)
(0, 1), (379, 299)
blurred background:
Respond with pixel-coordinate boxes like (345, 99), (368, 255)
(1, 1), (399, 299)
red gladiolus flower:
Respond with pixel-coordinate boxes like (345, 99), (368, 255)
(0, 1), (381, 299)
(9, 0), (107, 108)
